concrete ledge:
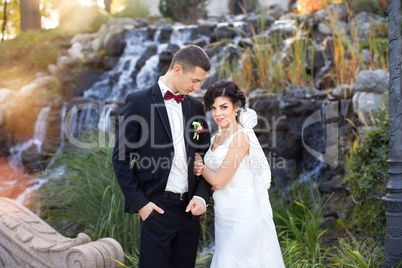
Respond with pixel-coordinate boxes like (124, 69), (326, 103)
(0, 197), (124, 267)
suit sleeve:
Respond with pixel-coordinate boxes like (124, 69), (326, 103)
(193, 102), (212, 203)
(112, 94), (149, 214)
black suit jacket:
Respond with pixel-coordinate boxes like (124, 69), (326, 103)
(112, 84), (211, 214)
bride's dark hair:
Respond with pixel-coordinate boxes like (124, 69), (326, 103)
(203, 80), (246, 111)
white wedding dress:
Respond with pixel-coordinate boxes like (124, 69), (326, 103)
(204, 109), (285, 268)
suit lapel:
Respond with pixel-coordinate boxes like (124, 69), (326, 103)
(151, 85), (173, 142)
(182, 96), (191, 153)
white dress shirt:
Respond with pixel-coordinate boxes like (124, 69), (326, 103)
(158, 77), (207, 208)
(158, 77), (188, 193)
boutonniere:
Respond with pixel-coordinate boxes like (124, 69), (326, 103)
(192, 121), (204, 140)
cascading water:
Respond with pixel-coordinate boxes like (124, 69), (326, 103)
(1, 106), (51, 203)
(75, 25), (207, 140)
(9, 107), (51, 166)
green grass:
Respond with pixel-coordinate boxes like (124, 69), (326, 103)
(38, 144), (141, 254)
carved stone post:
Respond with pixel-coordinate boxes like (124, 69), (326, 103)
(382, 0), (402, 265)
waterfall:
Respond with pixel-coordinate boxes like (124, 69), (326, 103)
(2, 106), (51, 204)
(9, 107), (51, 166)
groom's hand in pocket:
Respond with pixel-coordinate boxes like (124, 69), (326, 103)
(185, 197), (206, 216)
(139, 202), (164, 221)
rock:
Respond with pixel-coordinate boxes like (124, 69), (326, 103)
(195, 22), (217, 37)
(135, 44), (158, 71)
(320, 216), (338, 229)
(352, 91), (389, 125)
(318, 180), (347, 194)
(134, 18), (149, 28)
(280, 85), (327, 100)
(328, 2), (348, 21)
(0, 88), (16, 104)
(269, 19), (296, 39)
(103, 56), (120, 71)
(354, 11), (387, 41)
(155, 18), (171, 28)
(266, 3), (285, 20)
(47, 64), (59, 76)
(159, 26), (173, 43)
(314, 2), (347, 22)
(353, 69), (389, 93)
(107, 17), (137, 27)
(104, 33), (126, 57)
(70, 33), (95, 45)
(330, 84), (353, 99)
(15, 76), (53, 99)
(159, 44), (181, 74)
(71, 67), (104, 97)
(246, 14), (276, 31)
(67, 42), (85, 60)
(57, 56), (76, 68)
(91, 38), (102, 52)
(191, 36), (209, 47)
(317, 22), (332, 35)
(362, 49), (371, 65)
(210, 24), (238, 42)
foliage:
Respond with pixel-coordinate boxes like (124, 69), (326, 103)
(327, 232), (385, 267)
(30, 43), (59, 69)
(159, 0), (208, 23)
(346, 0), (383, 15)
(296, 0), (330, 14)
(113, 0), (149, 19)
(58, 3), (110, 35)
(0, 0), (20, 40)
(270, 182), (330, 266)
(361, 37), (388, 70)
(342, 108), (389, 234)
(371, 23), (388, 39)
(38, 143), (141, 253)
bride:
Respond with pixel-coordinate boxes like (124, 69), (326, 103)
(194, 80), (285, 267)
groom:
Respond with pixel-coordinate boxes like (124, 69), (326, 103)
(112, 45), (212, 267)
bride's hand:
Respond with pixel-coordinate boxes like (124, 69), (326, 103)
(193, 153), (204, 176)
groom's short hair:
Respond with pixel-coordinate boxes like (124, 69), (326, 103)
(169, 45), (211, 73)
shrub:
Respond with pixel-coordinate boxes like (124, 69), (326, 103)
(114, 0), (149, 19)
(371, 23), (388, 39)
(347, 0), (381, 15)
(30, 43), (60, 69)
(327, 232), (385, 267)
(159, 0), (208, 23)
(342, 109), (389, 234)
(271, 182), (330, 266)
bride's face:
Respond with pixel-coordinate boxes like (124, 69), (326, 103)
(210, 96), (238, 128)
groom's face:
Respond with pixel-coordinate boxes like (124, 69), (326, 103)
(173, 65), (207, 95)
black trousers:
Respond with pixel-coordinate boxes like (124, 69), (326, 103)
(138, 196), (201, 268)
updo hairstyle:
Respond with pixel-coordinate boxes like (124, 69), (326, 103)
(203, 80), (246, 112)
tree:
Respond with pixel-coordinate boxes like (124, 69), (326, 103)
(104, 0), (112, 13)
(20, 0), (41, 31)
(1, 0), (7, 42)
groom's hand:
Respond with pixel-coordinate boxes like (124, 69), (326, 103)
(139, 202), (164, 221)
(185, 197), (206, 216)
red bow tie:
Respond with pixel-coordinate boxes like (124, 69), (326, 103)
(164, 91), (184, 104)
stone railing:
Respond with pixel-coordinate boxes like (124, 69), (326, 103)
(0, 197), (124, 267)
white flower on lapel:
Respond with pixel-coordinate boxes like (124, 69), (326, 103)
(192, 121), (204, 140)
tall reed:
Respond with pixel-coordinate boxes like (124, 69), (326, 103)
(323, 3), (364, 86)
